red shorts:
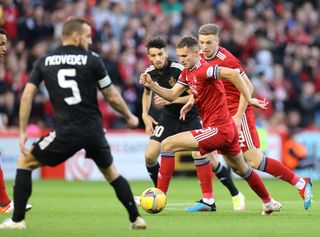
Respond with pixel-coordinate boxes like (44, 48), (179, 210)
(191, 122), (241, 156)
(239, 110), (260, 152)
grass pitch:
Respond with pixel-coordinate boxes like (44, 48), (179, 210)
(0, 178), (318, 237)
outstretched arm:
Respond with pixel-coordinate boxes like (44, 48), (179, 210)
(154, 94), (191, 106)
(101, 85), (139, 128)
(233, 73), (254, 130)
(142, 88), (157, 135)
(140, 72), (186, 102)
(19, 83), (37, 155)
(217, 67), (268, 109)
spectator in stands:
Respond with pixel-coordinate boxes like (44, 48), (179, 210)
(0, 0), (319, 131)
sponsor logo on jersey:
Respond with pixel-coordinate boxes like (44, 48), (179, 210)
(206, 66), (214, 78)
(169, 77), (177, 87)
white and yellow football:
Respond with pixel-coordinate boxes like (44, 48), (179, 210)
(140, 187), (167, 214)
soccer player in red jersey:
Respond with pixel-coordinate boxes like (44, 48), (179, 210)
(184, 24), (312, 210)
(0, 28), (32, 214)
(0, 28), (11, 214)
(138, 37), (244, 212)
(140, 35), (281, 215)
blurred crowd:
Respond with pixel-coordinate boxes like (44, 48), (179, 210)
(0, 0), (320, 135)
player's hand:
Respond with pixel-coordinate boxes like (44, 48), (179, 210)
(19, 132), (30, 156)
(140, 73), (154, 88)
(142, 115), (157, 135)
(248, 98), (269, 110)
(154, 95), (171, 106)
(179, 101), (193, 120)
(232, 115), (242, 133)
(179, 95), (194, 120)
(126, 114), (139, 129)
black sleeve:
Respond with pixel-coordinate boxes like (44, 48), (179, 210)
(173, 67), (182, 79)
(92, 53), (112, 89)
(28, 59), (43, 86)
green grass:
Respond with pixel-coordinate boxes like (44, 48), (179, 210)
(0, 178), (319, 237)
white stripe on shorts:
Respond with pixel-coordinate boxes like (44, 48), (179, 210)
(194, 128), (218, 142)
(39, 131), (56, 150)
(241, 114), (254, 149)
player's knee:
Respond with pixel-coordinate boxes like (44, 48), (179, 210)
(145, 153), (157, 165)
(233, 163), (251, 176)
(161, 138), (175, 152)
(100, 164), (119, 182)
(17, 154), (38, 170)
(232, 167), (242, 176)
(17, 156), (26, 168)
(191, 151), (202, 159)
(246, 159), (259, 169)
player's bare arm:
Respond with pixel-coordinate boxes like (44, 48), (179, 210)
(217, 67), (268, 109)
(19, 83), (38, 155)
(154, 94), (191, 106)
(142, 87), (157, 135)
(233, 73), (254, 131)
(140, 73), (186, 102)
(102, 85), (139, 128)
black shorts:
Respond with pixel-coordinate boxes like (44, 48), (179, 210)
(150, 115), (202, 142)
(32, 130), (113, 168)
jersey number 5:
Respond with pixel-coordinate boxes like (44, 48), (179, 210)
(58, 68), (82, 105)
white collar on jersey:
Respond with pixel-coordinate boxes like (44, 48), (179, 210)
(189, 57), (202, 71)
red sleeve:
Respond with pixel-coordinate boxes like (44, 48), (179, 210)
(224, 54), (245, 76)
(177, 69), (188, 87)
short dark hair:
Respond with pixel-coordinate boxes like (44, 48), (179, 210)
(198, 24), (220, 36)
(0, 28), (6, 35)
(176, 35), (199, 49)
(62, 17), (90, 37)
(146, 37), (166, 50)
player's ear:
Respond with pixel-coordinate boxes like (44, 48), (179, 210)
(193, 47), (199, 57)
(164, 48), (168, 56)
(71, 31), (80, 44)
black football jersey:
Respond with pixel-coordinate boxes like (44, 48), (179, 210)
(145, 60), (198, 121)
(28, 45), (112, 132)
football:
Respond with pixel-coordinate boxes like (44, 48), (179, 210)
(140, 187), (167, 214)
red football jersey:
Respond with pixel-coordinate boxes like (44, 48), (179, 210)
(201, 47), (252, 115)
(177, 59), (232, 127)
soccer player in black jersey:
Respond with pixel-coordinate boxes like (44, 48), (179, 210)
(0, 17), (146, 230)
(139, 37), (244, 212)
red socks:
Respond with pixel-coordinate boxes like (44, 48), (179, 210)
(194, 158), (213, 198)
(264, 157), (300, 185)
(244, 169), (271, 203)
(157, 152), (175, 194)
(0, 166), (11, 205)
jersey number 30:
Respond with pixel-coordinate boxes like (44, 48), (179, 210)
(58, 68), (82, 105)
